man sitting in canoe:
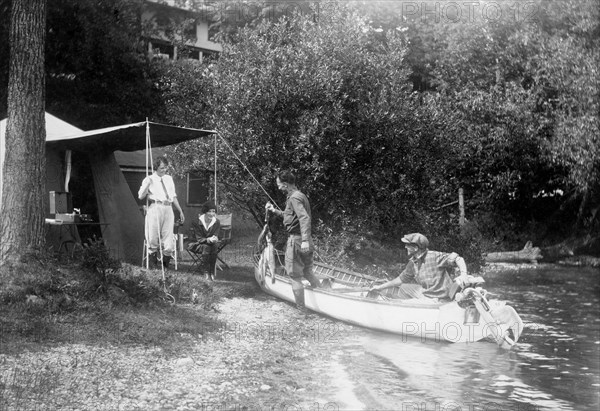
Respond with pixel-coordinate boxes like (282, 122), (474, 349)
(370, 233), (469, 302)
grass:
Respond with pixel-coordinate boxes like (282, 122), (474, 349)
(0, 241), (260, 356)
(0, 238), (268, 410)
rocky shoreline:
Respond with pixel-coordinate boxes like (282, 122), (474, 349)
(0, 275), (350, 410)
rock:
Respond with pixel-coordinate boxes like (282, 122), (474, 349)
(559, 255), (600, 267)
(107, 284), (128, 302)
(174, 357), (194, 368)
(25, 294), (45, 306)
(260, 384), (271, 391)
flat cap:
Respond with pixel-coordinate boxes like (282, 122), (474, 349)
(401, 233), (429, 249)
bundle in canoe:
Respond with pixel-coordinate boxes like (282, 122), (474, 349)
(254, 231), (524, 349)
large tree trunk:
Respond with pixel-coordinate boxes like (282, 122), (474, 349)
(0, 0), (46, 264)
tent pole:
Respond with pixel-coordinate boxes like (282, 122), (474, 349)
(145, 118), (164, 277)
(213, 133), (218, 280)
(214, 133), (217, 207)
(144, 118), (151, 270)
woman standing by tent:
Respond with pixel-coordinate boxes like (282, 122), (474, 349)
(138, 156), (185, 269)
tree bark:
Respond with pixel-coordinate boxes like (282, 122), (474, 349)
(0, 0), (46, 264)
(575, 188), (590, 229)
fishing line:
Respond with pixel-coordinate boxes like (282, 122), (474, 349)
(217, 133), (281, 211)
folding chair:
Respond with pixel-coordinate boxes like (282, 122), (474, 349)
(184, 223), (202, 271)
(215, 213), (233, 270)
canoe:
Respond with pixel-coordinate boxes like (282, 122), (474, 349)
(254, 232), (524, 349)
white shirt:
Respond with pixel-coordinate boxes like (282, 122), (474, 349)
(199, 214), (217, 230)
(138, 173), (177, 202)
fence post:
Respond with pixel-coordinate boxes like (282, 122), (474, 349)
(459, 187), (465, 227)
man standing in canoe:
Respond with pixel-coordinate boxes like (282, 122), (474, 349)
(370, 233), (469, 301)
(265, 171), (321, 310)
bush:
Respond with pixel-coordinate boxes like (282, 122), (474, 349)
(0, 258), (79, 313)
(80, 236), (121, 291)
(313, 221), (405, 278)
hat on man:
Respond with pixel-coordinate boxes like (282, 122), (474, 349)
(401, 233), (429, 249)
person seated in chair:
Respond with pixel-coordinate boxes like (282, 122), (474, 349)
(188, 201), (220, 280)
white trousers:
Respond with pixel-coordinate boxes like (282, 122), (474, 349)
(145, 203), (174, 257)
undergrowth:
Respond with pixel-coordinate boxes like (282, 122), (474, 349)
(313, 217), (486, 277)
(0, 248), (233, 353)
(313, 220), (409, 278)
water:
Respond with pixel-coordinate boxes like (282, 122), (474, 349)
(316, 265), (600, 411)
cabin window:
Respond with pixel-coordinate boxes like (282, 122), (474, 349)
(179, 47), (201, 61)
(184, 20), (197, 42)
(152, 42), (174, 60)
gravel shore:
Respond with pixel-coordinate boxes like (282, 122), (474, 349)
(0, 273), (350, 411)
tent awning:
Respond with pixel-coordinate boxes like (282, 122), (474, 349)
(47, 121), (216, 152)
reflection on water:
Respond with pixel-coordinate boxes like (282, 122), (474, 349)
(324, 265), (600, 411)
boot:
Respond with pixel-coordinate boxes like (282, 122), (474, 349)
(293, 288), (305, 309)
(293, 289), (313, 316)
(209, 262), (216, 281)
(163, 256), (171, 269)
(148, 253), (158, 269)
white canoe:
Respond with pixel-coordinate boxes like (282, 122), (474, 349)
(254, 240), (524, 349)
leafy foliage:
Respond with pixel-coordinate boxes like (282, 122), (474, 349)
(170, 5), (450, 236)
(160, 0), (599, 262)
(1, 0), (597, 268)
(80, 236), (122, 286)
(0, 0), (167, 125)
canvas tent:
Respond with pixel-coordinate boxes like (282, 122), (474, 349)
(0, 112), (215, 263)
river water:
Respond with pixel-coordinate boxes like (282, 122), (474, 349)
(311, 265), (600, 411)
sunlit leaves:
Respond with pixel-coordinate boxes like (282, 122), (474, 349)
(197, 5), (422, 229)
